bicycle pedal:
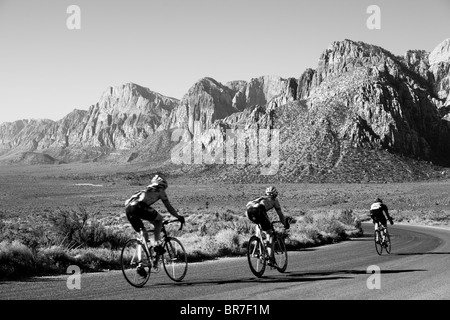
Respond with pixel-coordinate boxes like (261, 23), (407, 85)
(152, 266), (161, 273)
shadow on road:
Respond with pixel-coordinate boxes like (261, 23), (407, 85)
(393, 252), (450, 256)
(286, 269), (426, 277)
(0, 277), (62, 285)
(150, 268), (426, 288)
(152, 274), (351, 288)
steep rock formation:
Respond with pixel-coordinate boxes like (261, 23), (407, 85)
(164, 75), (297, 134)
(0, 83), (179, 162)
(181, 39), (450, 182)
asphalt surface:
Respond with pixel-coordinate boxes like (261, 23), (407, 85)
(1, 223), (449, 300)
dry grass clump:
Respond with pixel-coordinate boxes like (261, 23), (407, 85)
(286, 209), (362, 249)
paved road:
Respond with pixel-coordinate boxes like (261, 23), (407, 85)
(1, 223), (449, 300)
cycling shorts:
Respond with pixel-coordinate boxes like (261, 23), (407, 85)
(246, 205), (271, 231)
(125, 202), (159, 232)
(370, 209), (387, 226)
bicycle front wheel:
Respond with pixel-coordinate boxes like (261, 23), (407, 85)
(247, 236), (266, 277)
(374, 230), (383, 255)
(162, 237), (188, 282)
(273, 235), (288, 273)
(121, 239), (151, 288)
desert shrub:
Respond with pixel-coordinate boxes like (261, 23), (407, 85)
(0, 240), (36, 278)
(15, 225), (55, 250)
(188, 209), (251, 237)
(34, 245), (75, 275)
(286, 209), (362, 249)
(48, 207), (128, 249)
(214, 229), (244, 256)
(427, 210), (450, 222)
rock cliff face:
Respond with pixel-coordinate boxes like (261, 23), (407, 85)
(163, 75), (297, 134)
(1, 39), (449, 182)
(0, 83), (179, 162)
(176, 39), (450, 182)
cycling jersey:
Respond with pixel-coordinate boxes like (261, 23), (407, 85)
(247, 196), (281, 212)
(246, 195), (286, 230)
(370, 202), (391, 226)
(370, 202), (388, 217)
(125, 186), (178, 216)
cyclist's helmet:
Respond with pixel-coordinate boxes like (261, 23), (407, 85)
(375, 198), (383, 203)
(148, 174), (168, 190)
(265, 186), (278, 198)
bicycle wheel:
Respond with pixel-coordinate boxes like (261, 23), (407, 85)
(273, 235), (288, 273)
(384, 230), (392, 254)
(162, 237), (188, 282)
(247, 236), (266, 277)
(374, 230), (383, 255)
(121, 239), (151, 288)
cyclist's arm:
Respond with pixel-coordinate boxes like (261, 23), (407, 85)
(382, 204), (391, 219)
(161, 198), (180, 217)
(274, 199), (286, 225)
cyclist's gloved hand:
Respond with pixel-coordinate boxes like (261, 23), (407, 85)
(389, 218), (394, 225)
(284, 216), (295, 229)
(178, 216), (185, 225)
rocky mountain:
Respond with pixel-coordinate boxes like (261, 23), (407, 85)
(0, 83), (179, 162)
(1, 39), (449, 182)
(191, 39), (450, 182)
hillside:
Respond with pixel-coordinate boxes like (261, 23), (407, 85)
(0, 39), (449, 183)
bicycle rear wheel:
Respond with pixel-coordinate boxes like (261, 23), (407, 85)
(162, 237), (188, 282)
(121, 239), (151, 288)
(384, 230), (392, 254)
(273, 235), (288, 273)
(247, 236), (266, 277)
(374, 230), (383, 255)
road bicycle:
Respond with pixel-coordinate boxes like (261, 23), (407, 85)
(374, 222), (391, 255)
(247, 221), (289, 278)
(120, 219), (188, 288)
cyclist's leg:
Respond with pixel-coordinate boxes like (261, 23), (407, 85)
(150, 212), (164, 245)
(125, 205), (147, 265)
(372, 217), (379, 241)
(134, 205), (159, 243)
(379, 216), (387, 241)
(265, 230), (274, 262)
(258, 206), (273, 260)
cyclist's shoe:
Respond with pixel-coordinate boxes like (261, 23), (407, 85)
(267, 257), (277, 268)
(152, 263), (160, 272)
(136, 264), (147, 278)
(154, 245), (166, 255)
(152, 257), (161, 272)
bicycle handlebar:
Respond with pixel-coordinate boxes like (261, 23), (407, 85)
(163, 219), (185, 231)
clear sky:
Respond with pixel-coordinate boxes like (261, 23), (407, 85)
(0, 0), (449, 123)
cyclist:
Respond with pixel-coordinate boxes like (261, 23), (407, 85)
(370, 198), (393, 243)
(124, 174), (185, 276)
(246, 186), (294, 266)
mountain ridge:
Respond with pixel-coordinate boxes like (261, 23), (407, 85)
(1, 38), (449, 182)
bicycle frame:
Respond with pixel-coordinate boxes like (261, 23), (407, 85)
(374, 221), (391, 255)
(121, 219), (188, 287)
(140, 220), (183, 263)
(247, 221), (288, 277)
